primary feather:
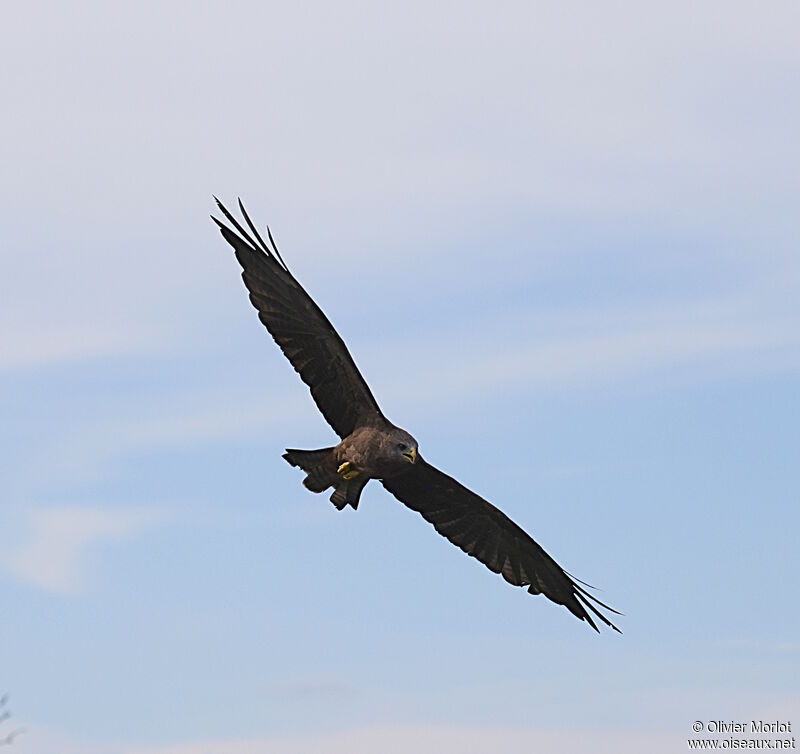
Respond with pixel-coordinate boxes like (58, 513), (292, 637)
(212, 197), (383, 439)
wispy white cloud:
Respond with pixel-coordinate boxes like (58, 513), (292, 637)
(118, 724), (674, 754)
(105, 395), (308, 450)
(373, 292), (800, 411)
(33, 389), (312, 490)
(1, 506), (163, 593)
(1, 0), (798, 381)
(458, 315), (796, 392)
(0, 324), (156, 373)
(11, 288), (797, 497)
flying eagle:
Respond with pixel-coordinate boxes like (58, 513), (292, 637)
(213, 199), (621, 633)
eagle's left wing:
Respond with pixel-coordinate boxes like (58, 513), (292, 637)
(382, 458), (621, 632)
(212, 199), (385, 439)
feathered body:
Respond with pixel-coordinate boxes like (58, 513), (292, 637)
(284, 423), (417, 510)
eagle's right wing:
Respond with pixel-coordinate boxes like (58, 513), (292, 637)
(213, 199), (384, 439)
(382, 457), (621, 632)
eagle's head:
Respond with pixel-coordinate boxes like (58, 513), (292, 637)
(389, 427), (418, 465)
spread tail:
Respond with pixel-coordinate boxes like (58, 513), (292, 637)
(282, 447), (367, 510)
(283, 447), (337, 492)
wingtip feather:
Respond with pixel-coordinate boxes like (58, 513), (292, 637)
(212, 197), (292, 274)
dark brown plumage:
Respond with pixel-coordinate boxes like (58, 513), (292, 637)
(213, 198), (621, 633)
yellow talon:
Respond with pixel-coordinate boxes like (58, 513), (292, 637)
(337, 461), (360, 480)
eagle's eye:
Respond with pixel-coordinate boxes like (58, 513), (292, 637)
(397, 442), (408, 451)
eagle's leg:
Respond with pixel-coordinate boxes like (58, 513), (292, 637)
(337, 461), (360, 480)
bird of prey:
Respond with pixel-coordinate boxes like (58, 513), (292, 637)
(212, 199), (621, 633)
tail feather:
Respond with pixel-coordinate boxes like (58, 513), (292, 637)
(283, 447), (368, 511)
(283, 447), (338, 493)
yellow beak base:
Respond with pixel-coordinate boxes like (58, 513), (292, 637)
(402, 447), (417, 464)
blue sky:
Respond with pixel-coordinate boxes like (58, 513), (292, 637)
(1, 2), (798, 752)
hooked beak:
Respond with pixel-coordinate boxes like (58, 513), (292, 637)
(402, 447), (417, 464)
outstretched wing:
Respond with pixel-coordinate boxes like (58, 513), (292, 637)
(213, 198), (384, 439)
(382, 458), (621, 632)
